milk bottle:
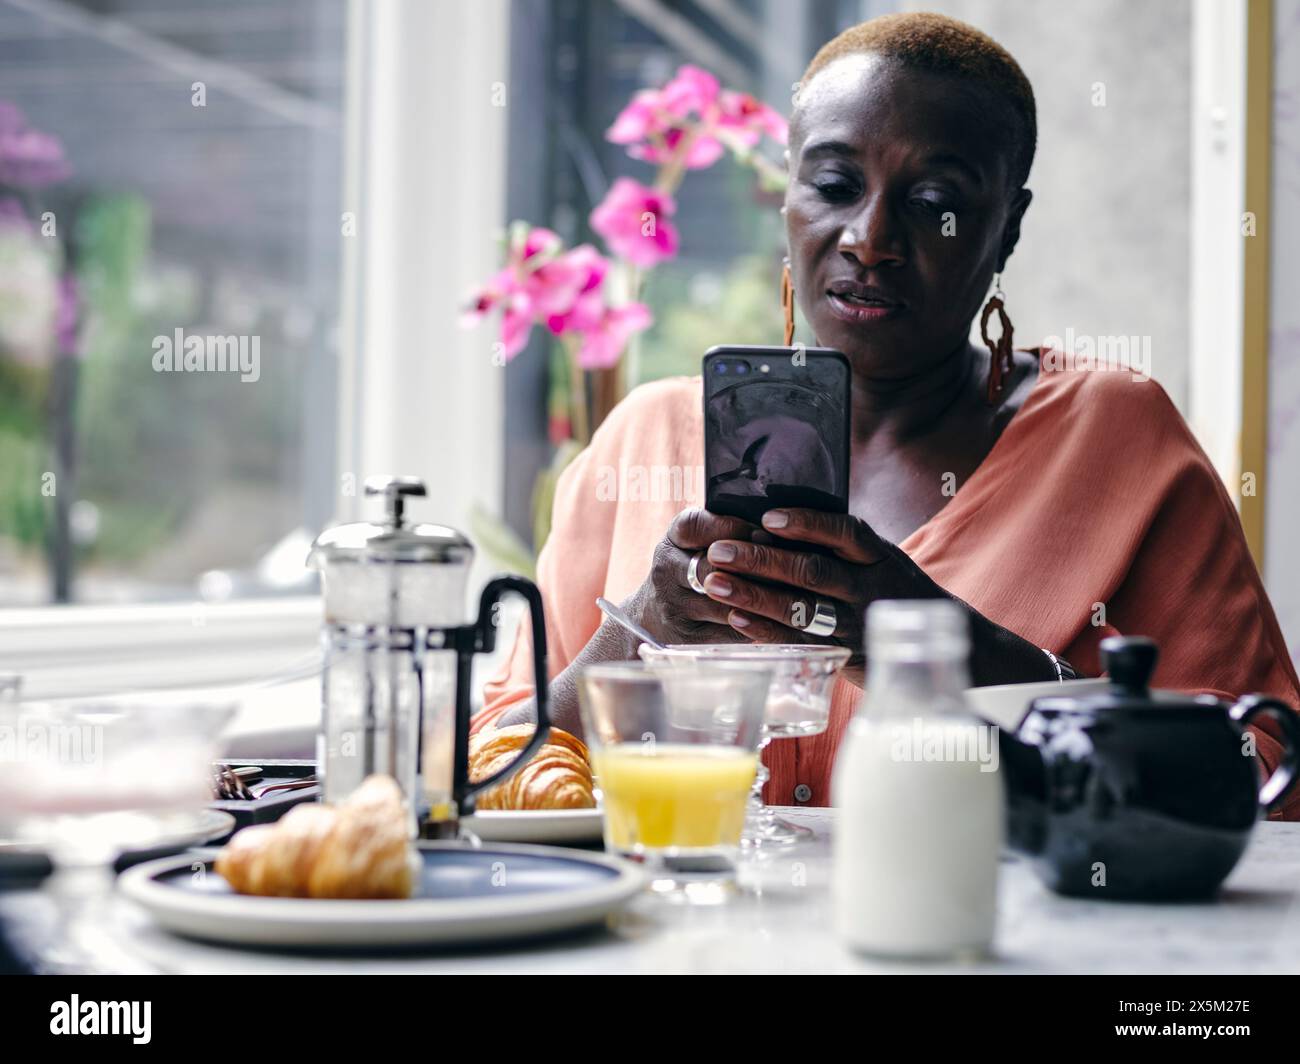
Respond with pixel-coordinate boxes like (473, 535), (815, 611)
(831, 600), (1002, 958)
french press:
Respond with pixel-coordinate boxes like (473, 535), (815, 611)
(308, 475), (550, 836)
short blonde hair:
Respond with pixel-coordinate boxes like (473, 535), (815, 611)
(800, 12), (1036, 187)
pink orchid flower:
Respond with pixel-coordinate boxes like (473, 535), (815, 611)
(718, 90), (789, 147)
(538, 244), (651, 357)
(606, 89), (662, 145)
(461, 227), (569, 359)
(638, 127), (725, 169)
(607, 65), (725, 170)
(460, 264), (535, 360)
(0, 102), (71, 188)
(606, 65), (787, 171)
(462, 226), (562, 319)
(659, 65), (720, 118)
(589, 177), (678, 268)
(498, 289), (535, 361)
(463, 227), (649, 364)
(607, 65), (718, 140)
(539, 244), (608, 334)
(576, 302), (652, 370)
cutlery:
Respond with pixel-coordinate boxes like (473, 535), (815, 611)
(212, 765), (255, 801)
(595, 597), (665, 650)
(255, 778), (318, 799)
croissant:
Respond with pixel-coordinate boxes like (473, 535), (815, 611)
(469, 724), (596, 811)
(215, 775), (414, 899)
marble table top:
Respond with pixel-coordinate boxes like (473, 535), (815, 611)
(8, 809), (1300, 974)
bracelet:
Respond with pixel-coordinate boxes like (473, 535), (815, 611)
(1041, 648), (1077, 682)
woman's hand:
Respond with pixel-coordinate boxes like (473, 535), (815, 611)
(701, 506), (1061, 687)
(500, 504), (1060, 736)
(498, 507), (760, 735)
(624, 507), (761, 646)
(700, 508), (936, 679)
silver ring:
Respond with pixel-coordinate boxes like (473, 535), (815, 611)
(686, 551), (707, 595)
(801, 596), (837, 637)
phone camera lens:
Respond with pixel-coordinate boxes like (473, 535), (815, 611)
(714, 362), (727, 374)
(735, 363), (749, 375)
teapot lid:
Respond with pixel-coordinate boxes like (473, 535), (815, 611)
(1029, 636), (1219, 714)
(308, 475), (473, 566)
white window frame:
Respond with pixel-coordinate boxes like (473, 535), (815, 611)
(0, 0), (512, 707)
(1189, 0), (1248, 505)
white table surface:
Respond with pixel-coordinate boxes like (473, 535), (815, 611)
(10, 810), (1300, 974)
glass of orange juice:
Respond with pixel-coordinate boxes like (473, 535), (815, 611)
(578, 660), (771, 903)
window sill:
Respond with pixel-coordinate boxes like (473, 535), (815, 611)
(0, 597), (322, 701)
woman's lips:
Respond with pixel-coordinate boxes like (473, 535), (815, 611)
(825, 291), (903, 324)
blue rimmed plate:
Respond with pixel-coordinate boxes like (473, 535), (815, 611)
(119, 841), (644, 949)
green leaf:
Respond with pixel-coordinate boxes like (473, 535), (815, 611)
(469, 503), (537, 580)
(530, 438), (583, 555)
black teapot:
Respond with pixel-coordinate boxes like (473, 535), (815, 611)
(998, 636), (1300, 900)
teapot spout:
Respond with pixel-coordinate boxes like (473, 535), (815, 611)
(997, 728), (1048, 856)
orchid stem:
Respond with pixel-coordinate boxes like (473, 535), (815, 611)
(622, 264), (643, 393)
(566, 338), (590, 446)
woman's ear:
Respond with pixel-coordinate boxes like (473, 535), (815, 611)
(995, 187), (1033, 273)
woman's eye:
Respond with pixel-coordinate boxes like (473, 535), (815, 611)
(910, 190), (958, 213)
(811, 176), (858, 201)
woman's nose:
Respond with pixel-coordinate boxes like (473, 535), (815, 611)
(838, 195), (906, 269)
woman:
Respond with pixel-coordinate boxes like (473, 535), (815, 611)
(477, 13), (1300, 816)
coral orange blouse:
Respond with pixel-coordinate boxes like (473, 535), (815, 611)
(475, 359), (1300, 819)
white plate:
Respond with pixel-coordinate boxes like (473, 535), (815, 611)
(119, 841), (645, 949)
(0, 808), (235, 856)
(461, 806), (604, 844)
(963, 678), (1110, 731)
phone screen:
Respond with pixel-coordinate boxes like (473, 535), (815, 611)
(703, 346), (850, 524)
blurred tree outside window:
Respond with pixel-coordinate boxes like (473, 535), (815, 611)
(0, 0), (344, 606)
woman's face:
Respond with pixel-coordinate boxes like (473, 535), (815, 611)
(785, 54), (1031, 379)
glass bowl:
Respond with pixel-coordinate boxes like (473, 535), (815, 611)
(638, 643), (851, 850)
(638, 643), (851, 739)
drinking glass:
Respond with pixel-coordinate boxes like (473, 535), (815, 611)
(638, 644), (850, 846)
(0, 696), (234, 972)
(578, 660), (770, 903)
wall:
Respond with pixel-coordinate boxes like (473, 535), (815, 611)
(1266, 0), (1300, 662)
(899, 0), (1193, 408)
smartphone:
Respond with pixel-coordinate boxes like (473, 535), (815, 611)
(703, 345), (851, 525)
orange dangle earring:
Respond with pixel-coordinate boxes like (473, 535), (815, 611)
(980, 273), (1014, 404)
(781, 257), (796, 346)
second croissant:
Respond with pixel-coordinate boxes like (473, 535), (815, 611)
(469, 724), (597, 811)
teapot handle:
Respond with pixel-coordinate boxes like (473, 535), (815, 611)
(460, 576), (552, 804)
(1230, 695), (1300, 812)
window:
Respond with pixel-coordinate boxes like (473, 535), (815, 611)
(3, 1), (1291, 682)
(0, 0), (345, 606)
